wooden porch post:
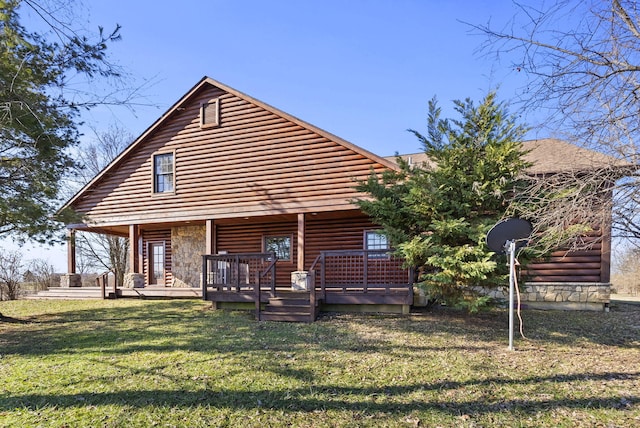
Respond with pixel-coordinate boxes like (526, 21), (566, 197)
(297, 213), (305, 271)
(61, 228), (81, 287)
(67, 229), (76, 274)
(206, 219), (216, 254)
(138, 234), (144, 274)
(129, 224), (140, 273)
(601, 220), (612, 284)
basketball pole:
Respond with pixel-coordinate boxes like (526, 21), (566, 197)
(507, 240), (516, 351)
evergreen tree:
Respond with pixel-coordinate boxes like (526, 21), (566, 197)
(356, 93), (530, 308)
(0, 1), (121, 242)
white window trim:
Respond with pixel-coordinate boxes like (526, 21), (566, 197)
(152, 151), (176, 195)
(364, 230), (390, 259)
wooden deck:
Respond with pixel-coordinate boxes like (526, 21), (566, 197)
(28, 250), (413, 324)
(28, 286), (203, 300)
(202, 250), (414, 321)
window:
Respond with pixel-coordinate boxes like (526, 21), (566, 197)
(153, 153), (174, 193)
(200, 99), (220, 128)
(264, 235), (291, 261)
(364, 230), (389, 258)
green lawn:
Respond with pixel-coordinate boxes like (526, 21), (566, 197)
(1, 299), (639, 427)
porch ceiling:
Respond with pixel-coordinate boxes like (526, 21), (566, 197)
(71, 219), (207, 236)
(70, 224), (129, 237)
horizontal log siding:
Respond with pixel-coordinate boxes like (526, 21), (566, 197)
(305, 212), (378, 269)
(72, 85), (388, 226)
(216, 220), (297, 287)
(142, 229), (172, 286)
(524, 234), (604, 282)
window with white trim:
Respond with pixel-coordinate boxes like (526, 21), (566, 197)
(153, 153), (174, 193)
(364, 230), (389, 258)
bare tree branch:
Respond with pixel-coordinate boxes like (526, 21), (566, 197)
(69, 124), (132, 285)
(472, 0), (640, 245)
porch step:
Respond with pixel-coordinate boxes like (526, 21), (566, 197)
(267, 298), (310, 307)
(260, 312), (312, 322)
(26, 286), (203, 300)
(260, 292), (316, 323)
(26, 287), (103, 299)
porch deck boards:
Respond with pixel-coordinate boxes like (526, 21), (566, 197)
(28, 287), (203, 300)
(28, 285), (412, 306)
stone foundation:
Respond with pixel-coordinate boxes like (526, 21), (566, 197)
(478, 282), (610, 311)
(171, 225), (206, 288)
(123, 273), (145, 288)
(60, 273), (82, 288)
(522, 282), (610, 311)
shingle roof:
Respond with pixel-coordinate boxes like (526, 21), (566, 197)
(386, 138), (632, 174)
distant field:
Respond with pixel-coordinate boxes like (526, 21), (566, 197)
(1, 299), (638, 427)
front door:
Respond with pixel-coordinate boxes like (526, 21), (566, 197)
(149, 242), (166, 286)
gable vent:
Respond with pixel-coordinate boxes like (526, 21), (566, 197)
(200, 99), (220, 128)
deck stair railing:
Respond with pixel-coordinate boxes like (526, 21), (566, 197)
(96, 270), (117, 299)
(202, 252), (276, 300)
(255, 257), (278, 320)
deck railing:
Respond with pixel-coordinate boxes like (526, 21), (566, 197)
(308, 270), (317, 321)
(309, 249), (413, 299)
(202, 252), (276, 300)
(254, 257), (278, 320)
(96, 270), (117, 299)
(203, 250), (413, 307)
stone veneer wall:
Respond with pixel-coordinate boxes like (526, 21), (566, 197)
(522, 283), (610, 310)
(171, 225), (206, 288)
(479, 282), (611, 311)
(59, 273), (82, 288)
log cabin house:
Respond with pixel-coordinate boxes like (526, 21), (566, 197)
(60, 76), (618, 320)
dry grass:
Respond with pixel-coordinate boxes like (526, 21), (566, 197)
(0, 299), (639, 427)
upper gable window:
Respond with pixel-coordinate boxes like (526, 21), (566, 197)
(153, 152), (174, 193)
(200, 99), (220, 128)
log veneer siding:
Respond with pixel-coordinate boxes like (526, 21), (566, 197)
(71, 85), (389, 227)
(524, 235), (606, 283)
(210, 211), (376, 286)
(216, 220), (297, 287)
(305, 213), (378, 267)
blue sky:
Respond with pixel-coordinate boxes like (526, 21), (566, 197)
(12, 0), (543, 270)
(81, 0), (541, 155)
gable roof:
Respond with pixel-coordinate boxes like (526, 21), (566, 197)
(61, 76), (398, 213)
(387, 138), (631, 174)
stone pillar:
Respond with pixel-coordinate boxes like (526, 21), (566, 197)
(60, 273), (82, 288)
(123, 273), (145, 288)
(172, 225), (206, 288)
